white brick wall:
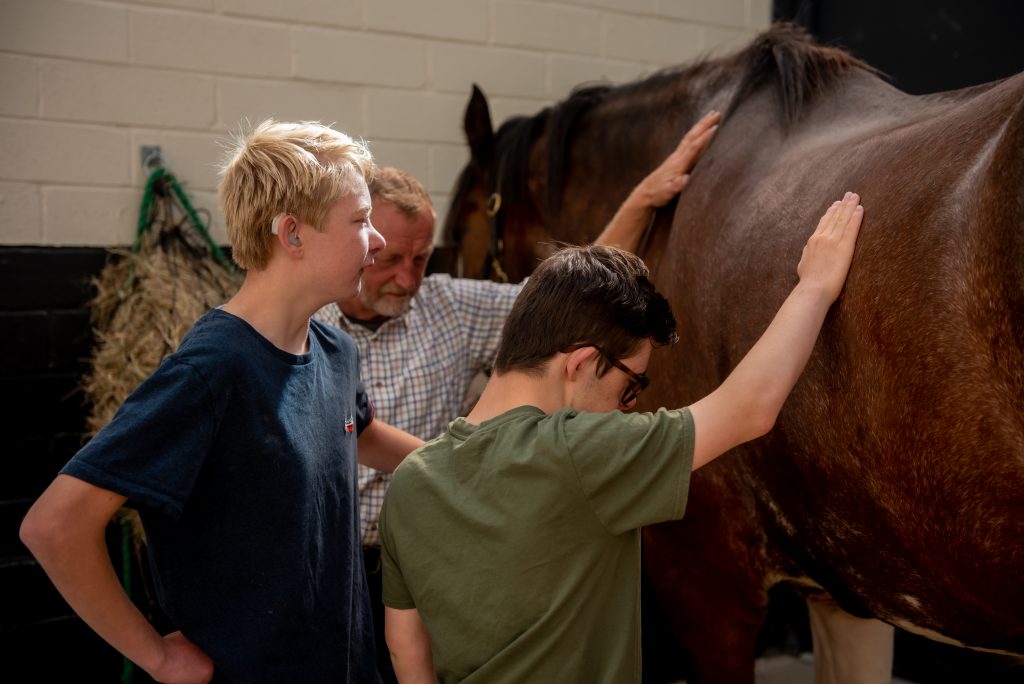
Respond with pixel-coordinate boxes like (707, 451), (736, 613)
(0, 0), (770, 247)
(0, 0), (129, 62)
(493, 2), (603, 55)
(39, 61), (216, 128)
(0, 181), (43, 243)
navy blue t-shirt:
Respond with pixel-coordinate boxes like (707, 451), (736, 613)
(63, 309), (379, 683)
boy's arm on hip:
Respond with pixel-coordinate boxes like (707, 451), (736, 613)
(20, 475), (215, 681)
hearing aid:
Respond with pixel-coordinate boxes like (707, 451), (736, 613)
(271, 214), (301, 246)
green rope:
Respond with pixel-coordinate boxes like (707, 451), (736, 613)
(133, 167), (163, 253)
(167, 172), (234, 271)
(134, 166), (235, 272)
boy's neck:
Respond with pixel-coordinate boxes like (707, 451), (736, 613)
(465, 368), (565, 425)
(222, 273), (317, 355)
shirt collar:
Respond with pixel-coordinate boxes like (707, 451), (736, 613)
(331, 299), (414, 335)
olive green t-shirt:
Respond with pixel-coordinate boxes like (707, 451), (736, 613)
(380, 405), (695, 683)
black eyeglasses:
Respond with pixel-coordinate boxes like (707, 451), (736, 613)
(564, 344), (651, 406)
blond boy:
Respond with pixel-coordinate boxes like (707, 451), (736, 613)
(21, 121), (421, 683)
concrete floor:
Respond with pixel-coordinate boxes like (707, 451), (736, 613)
(754, 654), (914, 684)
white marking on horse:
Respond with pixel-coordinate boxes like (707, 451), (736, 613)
(891, 619), (1024, 660)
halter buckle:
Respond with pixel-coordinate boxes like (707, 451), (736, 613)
(485, 192), (502, 218)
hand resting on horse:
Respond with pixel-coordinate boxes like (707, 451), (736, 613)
(599, 110), (721, 253)
(631, 109), (722, 208)
(688, 191), (864, 470)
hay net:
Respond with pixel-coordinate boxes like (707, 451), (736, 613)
(83, 169), (242, 436)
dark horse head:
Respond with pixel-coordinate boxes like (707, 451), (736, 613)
(441, 22), (1024, 681)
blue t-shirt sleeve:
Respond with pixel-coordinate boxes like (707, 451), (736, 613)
(62, 357), (216, 520)
(355, 381), (374, 434)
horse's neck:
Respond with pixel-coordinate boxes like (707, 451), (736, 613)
(551, 75), (723, 242)
(533, 62), (1019, 244)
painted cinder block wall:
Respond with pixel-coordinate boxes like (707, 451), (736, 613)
(0, 0), (771, 247)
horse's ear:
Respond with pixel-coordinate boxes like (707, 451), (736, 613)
(465, 84), (494, 164)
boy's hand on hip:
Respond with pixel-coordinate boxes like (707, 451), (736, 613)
(149, 631), (215, 684)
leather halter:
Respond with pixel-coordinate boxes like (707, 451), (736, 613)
(479, 155), (510, 283)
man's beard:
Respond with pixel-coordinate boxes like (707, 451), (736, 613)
(359, 283), (413, 318)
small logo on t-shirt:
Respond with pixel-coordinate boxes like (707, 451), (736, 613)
(344, 417), (355, 433)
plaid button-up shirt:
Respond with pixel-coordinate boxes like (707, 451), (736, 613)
(315, 274), (523, 545)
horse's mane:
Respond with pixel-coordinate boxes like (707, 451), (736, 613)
(544, 85), (613, 214)
(726, 23), (873, 125)
(495, 23), (871, 218)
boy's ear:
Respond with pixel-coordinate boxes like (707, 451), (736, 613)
(564, 346), (597, 382)
(274, 215), (303, 254)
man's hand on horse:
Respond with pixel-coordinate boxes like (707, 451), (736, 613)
(635, 110), (722, 208)
(596, 110), (721, 253)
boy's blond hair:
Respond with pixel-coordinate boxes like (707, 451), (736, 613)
(370, 167), (435, 219)
(219, 120), (375, 271)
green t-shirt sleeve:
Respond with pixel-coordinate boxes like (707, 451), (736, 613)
(380, 496), (416, 609)
(561, 407), (695, 535)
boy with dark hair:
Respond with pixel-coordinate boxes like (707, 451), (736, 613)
(381, 193), (865, 682)
(21, 120), (423, 683)
(493, 245), (679, 376)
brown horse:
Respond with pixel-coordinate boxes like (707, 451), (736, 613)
(440, 24), (1024, 684)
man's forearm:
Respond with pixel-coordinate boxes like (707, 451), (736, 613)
(593, 191), (654, 254)
(727, 194), (864, 429)
(688, 282), (835, 470)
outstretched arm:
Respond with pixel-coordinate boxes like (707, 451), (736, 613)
(359, 419), (425, 473)
(20, 475), (215, 683)
(386, 607), (436, 683)
(688, 192), (864, 470)
(594, 110), (722, 253)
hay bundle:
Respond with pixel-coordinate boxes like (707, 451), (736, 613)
(84, 171), (242, 434)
